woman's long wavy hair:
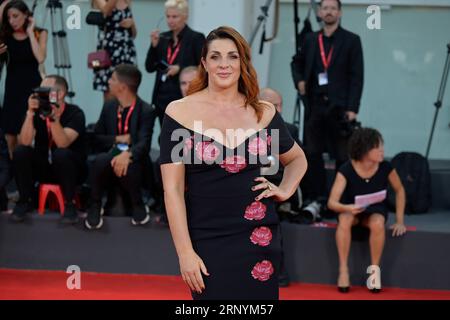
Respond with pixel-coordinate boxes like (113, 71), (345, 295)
(187, 26), (265, 122)
(0, 0), (42, 40)
(1, 0), (30, 39)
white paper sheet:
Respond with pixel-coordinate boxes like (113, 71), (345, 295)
(354, 190), (387, 208)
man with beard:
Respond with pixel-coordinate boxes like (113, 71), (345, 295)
(292, 0), (364, 213)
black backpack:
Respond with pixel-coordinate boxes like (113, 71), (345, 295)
(387, 152), (432, 214)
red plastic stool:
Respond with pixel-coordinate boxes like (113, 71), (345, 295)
(38, 184), (65, 216)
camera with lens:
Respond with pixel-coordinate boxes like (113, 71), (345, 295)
(32, 87), (59, 118)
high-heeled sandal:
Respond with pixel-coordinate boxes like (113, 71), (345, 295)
(337, 271), (350, 293)
(368, 267), (382, 293)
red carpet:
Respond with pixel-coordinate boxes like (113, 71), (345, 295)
(1, 269), (449, 300)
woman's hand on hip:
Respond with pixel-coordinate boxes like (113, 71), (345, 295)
(179, 250), (209, 294)
(252, 177), (290, 202)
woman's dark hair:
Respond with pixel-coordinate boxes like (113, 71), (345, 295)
(348, 127), (384, 161)
(0, 0), (31, 39)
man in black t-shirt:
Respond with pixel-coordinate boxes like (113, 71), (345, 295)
(10, 75), (86, 224)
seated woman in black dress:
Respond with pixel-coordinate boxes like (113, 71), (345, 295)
(160, 26), (307, 300)
(328, 127), (406, 293)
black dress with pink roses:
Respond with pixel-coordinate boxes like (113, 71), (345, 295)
(159, 110), (296, 300)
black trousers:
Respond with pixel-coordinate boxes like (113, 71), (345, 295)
(90, 152), (144, 206)
(0, 153), (11, 210)
(303, 105), (349, 201)
(13, 145), (86, 203)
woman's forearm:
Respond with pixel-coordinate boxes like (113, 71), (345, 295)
(395, 187), (406, 224)
(279, 156), (307, 199)
(328, 199), (349, 214)
(28, 32), (45, 64)
(164, 190), (195, 257)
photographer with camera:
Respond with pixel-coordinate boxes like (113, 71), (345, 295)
(291, 0), (363, 212)
(9, 75), (86, 224)
(85, 64), (154, 230)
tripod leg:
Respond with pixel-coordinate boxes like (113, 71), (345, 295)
(426, 47), (450, 158)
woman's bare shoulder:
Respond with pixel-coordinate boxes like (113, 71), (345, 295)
(165, 93), (205, 124)
(258, 100), (277, 123)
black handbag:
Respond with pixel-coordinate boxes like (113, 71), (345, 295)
(86, 11), (105, 27)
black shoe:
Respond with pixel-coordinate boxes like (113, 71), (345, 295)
(338, 286), (350, 293)
(131, 203), (150, 226)
(84, 202), (103, 230)
(370, 288), (382, 293)
(9, 201), (33, 223)
(337, 271), (350, 293)
(60, 202), (79, 225)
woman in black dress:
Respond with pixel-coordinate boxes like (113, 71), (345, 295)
(0, 0), (47, 157)
(160, 26), (307, 300)
(328, 128), (407, 293)
(91, 0), (137, 102)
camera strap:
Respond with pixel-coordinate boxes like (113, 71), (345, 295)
(117, 100), (136, 135)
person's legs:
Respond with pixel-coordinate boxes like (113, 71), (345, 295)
(118, 161), (149, 225)
(11, 146), (48, 221)
(336, 213), (359, 290)
(361, 213), (386, 266)
(51, 149), (83, 203)
(303, 112), (327, 201)
(51, 148), (84, 223)
(361, 213), (385, 292)
(5, 134), (17, 159)
(327, 109), (350, 171)
(85, 152), (114, 229)
(0, 155), (11, 212)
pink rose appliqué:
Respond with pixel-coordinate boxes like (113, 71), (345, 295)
(244, 201), (266, 221)
(248, 137), (268, 156)
(251, 260), (274, 282)
(195, 141), (220, 162)
(220, 155), (247, 173)
(250, 227), (272, 247)
(183, 136), (194, 155)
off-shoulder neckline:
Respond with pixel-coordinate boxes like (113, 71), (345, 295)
(164, 112), (278, 151)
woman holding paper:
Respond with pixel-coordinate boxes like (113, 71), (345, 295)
(327, 127), (406, 293)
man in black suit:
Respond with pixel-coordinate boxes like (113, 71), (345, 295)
(145, 0), (205, 126)
(85, 64), (155, 230)
(291, 0), (364, 208)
